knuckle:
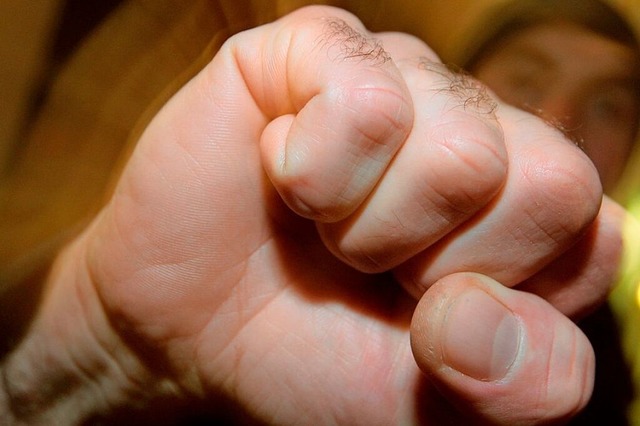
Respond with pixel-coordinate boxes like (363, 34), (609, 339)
(287, 6), (389, 69)
(427, 114), (508, 210)
(520, 140), (603, 237)
(320, 17), (390, 65)
(336, 80), (414, 150)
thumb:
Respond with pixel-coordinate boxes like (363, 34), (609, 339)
(411, 272), (594, 424)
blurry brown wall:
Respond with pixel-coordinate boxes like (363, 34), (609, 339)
(0, 1), (65, 173)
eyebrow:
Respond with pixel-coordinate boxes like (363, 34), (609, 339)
(496, 42), (557, 70)
(500, 38), (640, 87)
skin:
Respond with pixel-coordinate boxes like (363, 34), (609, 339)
(0, 6), (629, 425)
(472, 20), (640, 192)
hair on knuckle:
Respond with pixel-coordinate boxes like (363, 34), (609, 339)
(419, 59), (498, 115)
(318, 18), (390, 65)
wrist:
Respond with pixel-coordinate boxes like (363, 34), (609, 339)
(0, 234), (182, 424)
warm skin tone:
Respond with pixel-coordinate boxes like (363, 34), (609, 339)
(0, 6), (629, 424)
(472, 20), (640, 193)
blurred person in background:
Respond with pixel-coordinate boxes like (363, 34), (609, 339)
(451, 0), (640, 423)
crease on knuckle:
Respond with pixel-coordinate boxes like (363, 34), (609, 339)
(542, 326), (591, 422)
(520, 154), (602, 240)
(324, 221), (401, 274)
(337, 82), (413, 156)
(427, 117), (507, 210)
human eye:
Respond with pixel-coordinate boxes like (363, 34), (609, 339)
(592, 96), (620, 120)
(588, 87), (639, 125)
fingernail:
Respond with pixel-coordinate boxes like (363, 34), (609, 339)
(442, 289), (522, 381)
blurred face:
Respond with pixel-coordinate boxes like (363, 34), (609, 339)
(472, 21), (640, 192)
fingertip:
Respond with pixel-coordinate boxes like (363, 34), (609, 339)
(261, 114), (322, 219)
(261, 114), (293, 175)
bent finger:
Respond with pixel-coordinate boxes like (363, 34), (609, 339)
(318, 54), (507, 272)
(241, 6), (414, 222)
(396, 105), (603, 297)
(517, 197), (627, 319)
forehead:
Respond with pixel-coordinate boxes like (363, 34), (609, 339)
(489, 21), (640, 78)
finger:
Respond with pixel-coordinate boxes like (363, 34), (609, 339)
(517, 197), (626, 319)
(395, 104), (603, 297)
(252, 6), (414, 222)
(411, 272), (595, 424)
(318, 44), (508, 272)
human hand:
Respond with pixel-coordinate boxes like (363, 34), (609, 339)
(2, 5), (625, 425)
